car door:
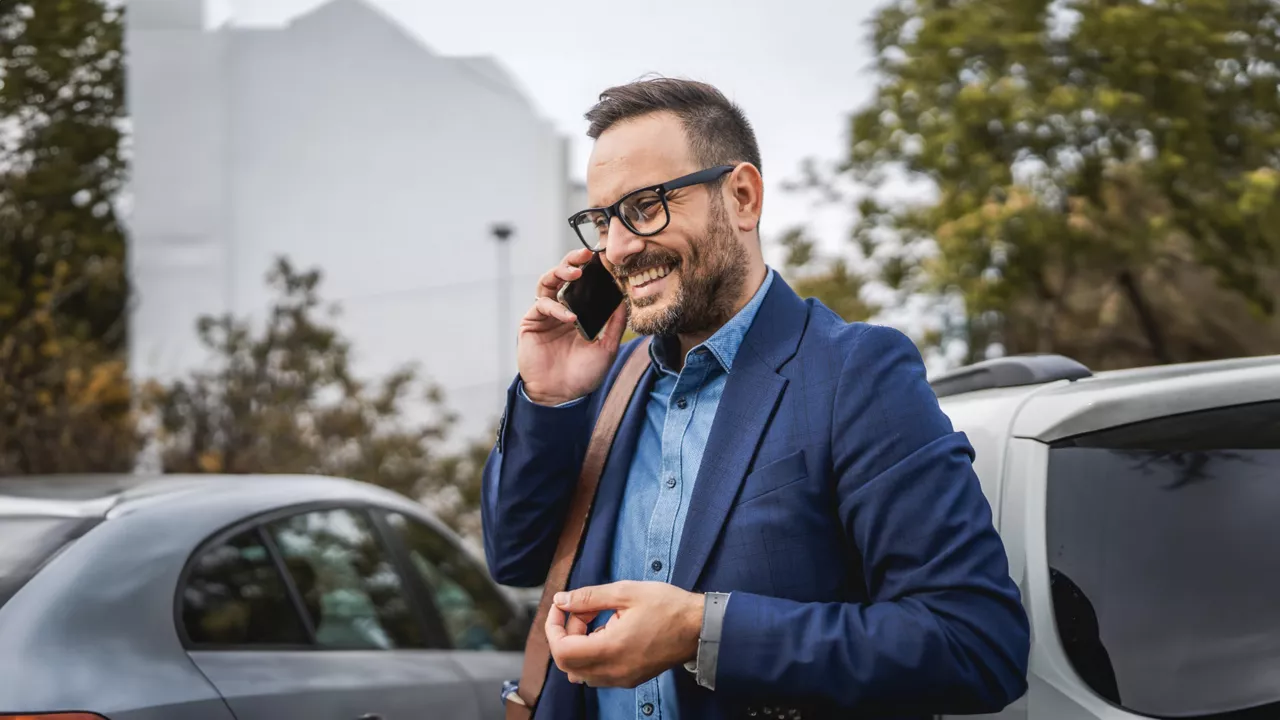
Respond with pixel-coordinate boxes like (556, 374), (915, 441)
(180, 504), (482, 720)
(376, 509), (528, 720)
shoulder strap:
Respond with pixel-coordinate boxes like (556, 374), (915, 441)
(506, 337), (653, 720)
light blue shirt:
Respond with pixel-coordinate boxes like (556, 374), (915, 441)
(594, 269), (775, 720)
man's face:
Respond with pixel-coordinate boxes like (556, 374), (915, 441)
(586, 112), (749, 337)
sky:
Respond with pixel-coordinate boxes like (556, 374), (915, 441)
(212, 0), (888, 266)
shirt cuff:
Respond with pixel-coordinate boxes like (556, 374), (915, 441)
(516, 380), (586, 408)
(683, 591), (730, 690)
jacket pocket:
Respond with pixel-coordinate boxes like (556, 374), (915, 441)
(735, 449), (809, 506)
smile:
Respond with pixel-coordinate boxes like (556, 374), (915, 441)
(624, 264), (676, 290)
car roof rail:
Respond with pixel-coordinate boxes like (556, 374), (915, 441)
(930, 354), (1092, 398)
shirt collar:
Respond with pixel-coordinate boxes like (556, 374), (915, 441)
(649, 267), (776, 375)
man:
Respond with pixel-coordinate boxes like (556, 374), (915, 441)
(482, 77), (1030, 719)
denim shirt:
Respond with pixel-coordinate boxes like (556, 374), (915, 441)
(594, 268), (775, 720)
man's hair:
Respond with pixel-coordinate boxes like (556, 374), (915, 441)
(585, 77), (762, 176)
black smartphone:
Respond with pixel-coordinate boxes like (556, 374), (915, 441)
(556, 252), (625, 341)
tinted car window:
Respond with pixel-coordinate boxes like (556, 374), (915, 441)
(1048, 400), (1280, 718)
(267, 507), (422, 650)
(182, 528), (310, 646)
(0, 516), (95, 608)
(384, 511), (522, 651)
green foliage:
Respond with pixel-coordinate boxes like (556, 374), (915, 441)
(0, 0), (129, 346)
(844, 0), (1280, 368)
(0, 0), (136, 472)
(0, 259), (140, 473)
(777, 227), (878, 323)
(145, 258), (488, 542)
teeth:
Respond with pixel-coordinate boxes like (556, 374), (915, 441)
(628, 265), (672, 288)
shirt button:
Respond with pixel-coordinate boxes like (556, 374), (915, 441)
(676, 397), (688, 409)
(665, 475), (677, 488)
(651, 560), (663, 572)
(641, 703), (654, 716)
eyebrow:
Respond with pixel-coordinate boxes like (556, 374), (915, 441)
(589, 172), (691, 209)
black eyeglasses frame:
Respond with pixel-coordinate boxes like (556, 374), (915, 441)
(567, 165), (736, 252)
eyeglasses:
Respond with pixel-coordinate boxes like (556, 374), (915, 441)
(568, 165), (735, 252)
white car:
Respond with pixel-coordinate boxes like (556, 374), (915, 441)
(930, 353), (1280, 720)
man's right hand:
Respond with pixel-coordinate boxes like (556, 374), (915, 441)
(517, 248), (629, 407)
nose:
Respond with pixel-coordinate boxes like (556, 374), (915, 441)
(603, 217), (645, 268)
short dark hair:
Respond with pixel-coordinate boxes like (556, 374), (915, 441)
(585, 76), (762, 176)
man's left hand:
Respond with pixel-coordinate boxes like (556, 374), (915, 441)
(545, 580), (705, 688)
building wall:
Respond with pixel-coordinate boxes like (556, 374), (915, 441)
(126, 0), (232, 381)
(126, 0), (573, 445)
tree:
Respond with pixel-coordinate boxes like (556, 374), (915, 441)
(145, 258), (486, 541)
(777, 227), (878, 323)
(842, 0), (1280, 369)
(0, 0), (136, 472)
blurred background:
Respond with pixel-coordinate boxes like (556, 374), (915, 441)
(2, 0), (1278, 548)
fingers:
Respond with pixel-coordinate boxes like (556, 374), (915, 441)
(554, 582), (631, 614)
(550, 630), (617, 672)
(545, 602), (568, 644)
(522, 297), (577, 329)
(536, 248), (596, 299)
(565, 611), (598, 637)
(546, 603), (628, 687)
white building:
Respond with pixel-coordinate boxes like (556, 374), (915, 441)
(126, 0), (580, 445)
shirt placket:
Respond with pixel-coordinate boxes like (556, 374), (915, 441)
(636, 358), (708, 720)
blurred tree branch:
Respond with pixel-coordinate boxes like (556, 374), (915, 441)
(143, 258), (489, 543)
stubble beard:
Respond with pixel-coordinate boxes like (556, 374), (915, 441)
(626, 199), (749, 338)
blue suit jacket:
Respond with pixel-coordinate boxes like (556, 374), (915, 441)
(482, 277), (1030, 719)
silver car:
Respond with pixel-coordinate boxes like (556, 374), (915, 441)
(0, 474), (527, 720)
(931, 353), (1280, 720)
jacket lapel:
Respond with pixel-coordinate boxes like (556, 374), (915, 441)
(670, 277), (809, 590)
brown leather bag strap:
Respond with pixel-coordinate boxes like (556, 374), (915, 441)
(506, 337), (653, 720)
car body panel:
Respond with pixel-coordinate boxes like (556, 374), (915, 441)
(449, 651), (535, 720)
(189, 649), (480, 720)
(1011, 355), (1280, 442)
(0, 474), (522, 719)
(937, 354), (1280, 720)
(936, 383), (1059, 529)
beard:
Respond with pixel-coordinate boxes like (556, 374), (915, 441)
(616, 198), (749, 338)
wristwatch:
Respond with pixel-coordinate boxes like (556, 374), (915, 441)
(683, 591), (730, 690)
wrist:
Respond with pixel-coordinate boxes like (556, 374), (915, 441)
(681, 592), (706, 662)
(521, 382), (578, 407)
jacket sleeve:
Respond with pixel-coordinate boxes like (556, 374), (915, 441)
(714, 325), (1031, 714)
(480, 339), (645, 588)
(480, 380), (593, 587)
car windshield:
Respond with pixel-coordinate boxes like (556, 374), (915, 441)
(0, 516), (93, 608)
(1047, 400), (1280, 719)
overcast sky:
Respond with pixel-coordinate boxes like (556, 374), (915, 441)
(212, 0), (889, 265)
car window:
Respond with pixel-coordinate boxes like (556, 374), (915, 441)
(383, 511), (521, 651)
(1047, 400), (1280, 718)
(181, 528), (310, 646)
(0, 516), (95, 609)
(267, 507), (423, 650)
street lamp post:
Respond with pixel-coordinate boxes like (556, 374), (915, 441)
(491, 224), (514, 406)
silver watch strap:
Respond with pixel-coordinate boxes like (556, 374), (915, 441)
(684, 591), (730, 690)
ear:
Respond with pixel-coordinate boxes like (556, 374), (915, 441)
(725, 163), (764, 233)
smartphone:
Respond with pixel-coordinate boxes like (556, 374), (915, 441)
(557, 252), (625, 341)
